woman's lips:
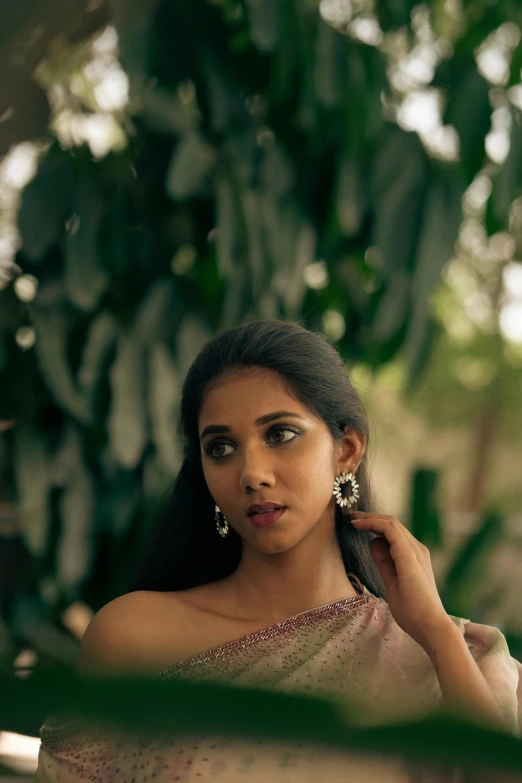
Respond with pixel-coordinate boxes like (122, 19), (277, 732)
(248, 507), (287, 526)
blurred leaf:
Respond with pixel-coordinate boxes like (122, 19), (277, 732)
(63, 178), (110, 312)
(245, 0), (281, 52)
(259, 143), (294, 197)
(165, 131), (217, 200)
(404, 175), (462, 388)
(109, 0), (156, 96)
(201, 49), (249, 132)
(147, 343), (182, 472)
(409, 467), (443, 549)
(107, 329), (148, 470)
(97, 466), (143, 539)
(370, 127), (427, 274)
(214, 174), (243, 279)
(3, 670), (522, 772)
(176, 315), (213, 380)
(335, 153), (365, 237)
(239, 188), (264, 302)
(31, 306), (91, 425)
(10, 593), (78, 667)
(442, 510), (503, 616)
(314, 20), (348, 109)
(13, 423), (52, 558)
(439, 56), (491, 183)
(375, 0), (419, 30)
(492, 113), (522, 225)
(405, 314), (443, 393)
(261, 195), (300, 274)
(134, 278), (185, 347)
(371, 272), (409, 342)
(140, 85), (197, 135)
(77, 311), (118, 421)
(54, 425), (95, 592)
(508, 38), (522, 88)
(17, 145), (75, 262)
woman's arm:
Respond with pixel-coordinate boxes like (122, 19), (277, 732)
(349, 511), (513, 733)
(421, 616), (508, 732)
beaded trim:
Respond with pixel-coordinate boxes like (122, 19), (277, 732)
(155, 594), (370, 680)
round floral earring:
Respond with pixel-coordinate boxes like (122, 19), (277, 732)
(214, 504), (229, 537)
(333, 470), (360, 509)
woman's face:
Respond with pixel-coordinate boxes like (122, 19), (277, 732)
(198, 367), (364, 554)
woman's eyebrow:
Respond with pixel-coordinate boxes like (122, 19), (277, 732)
(199, 410), (305, 441)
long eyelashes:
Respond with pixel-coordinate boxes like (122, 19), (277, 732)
(205, 425), (300, 461)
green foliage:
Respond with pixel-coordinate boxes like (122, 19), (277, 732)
(1, 669), (522, 772)
(442, 510), (504, 618)
(0, 0), (522, 699)
(409, 468), (443, 550)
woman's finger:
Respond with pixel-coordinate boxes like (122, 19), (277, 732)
(350, 514), (418, 564)
(351, 512), (423, 552)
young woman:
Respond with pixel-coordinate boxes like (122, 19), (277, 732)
(36, 319), (521, 782)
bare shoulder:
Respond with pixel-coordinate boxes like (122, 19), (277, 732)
(76, 590), (189, 677)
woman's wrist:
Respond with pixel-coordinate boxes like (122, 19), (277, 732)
(419, 617), (508, 732)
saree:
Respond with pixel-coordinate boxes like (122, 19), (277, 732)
(35, 587), (522, 782)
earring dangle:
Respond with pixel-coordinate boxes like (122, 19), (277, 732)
(333, 471), (360, 509)
(214, 504), (229, 537)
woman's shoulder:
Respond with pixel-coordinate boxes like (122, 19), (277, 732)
(76, 590), (192, 677)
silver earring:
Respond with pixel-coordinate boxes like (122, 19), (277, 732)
(214, 504), (229, 537)
(333, 471), (360, 509)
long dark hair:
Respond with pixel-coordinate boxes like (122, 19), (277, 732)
(128, 319), (386, 600)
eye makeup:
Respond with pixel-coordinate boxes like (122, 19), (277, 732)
(204, 425), (301, 461)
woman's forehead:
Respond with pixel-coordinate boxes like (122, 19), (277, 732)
(199, 370), (307, 422)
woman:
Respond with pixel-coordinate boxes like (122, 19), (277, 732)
(36, 319), (521, 782)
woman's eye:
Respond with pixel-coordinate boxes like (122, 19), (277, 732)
(206, 426), (298, 460)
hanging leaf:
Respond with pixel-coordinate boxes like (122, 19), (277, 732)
(409, 467), (443, 550)
(134, 278), (185, 347)
(97, 466), (142, 539)
(314, 20), (347, 109)
(404, 175), (462, 388)
(441, 510), (503, 617)
(259, 144), (294, 198)
(492, 114), (522, 224)
(262, 197), (300, 274)
(335, 154), (364, 237)
(52, 424), (95, 592)
(109, 0), (156, 97)
(17, 145), (75, 262)
(279, 221), (316, 319)
(31, 305), (91, 425)
(107, 329), (148, 470)
(77, 311), (119, 421)
(147, 343), (182, 472)
(370, 128), (428, 274)
(201, 50), (249, 132)
(176, 315), (213, 381)
(63, 177), (110, 312)
(438, 55), (491, 183)
(165, 131), (217, 200)
(140, 85), (197, 135)
(215, 174), (242, 279)
(10, 593), (78, 666)
(245, 0), (281, 52)
(13, 423), (51, 558)
(239, 188), (264, 302)
(371, 272), (409, 342)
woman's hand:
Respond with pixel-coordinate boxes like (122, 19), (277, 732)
(350, 511), (452, 650)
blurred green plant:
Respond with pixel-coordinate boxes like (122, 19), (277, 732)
(1, 669), (522, 775)
(1, 0), (522, 697)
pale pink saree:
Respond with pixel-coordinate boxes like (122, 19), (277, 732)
(35, 586), (522, 782)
